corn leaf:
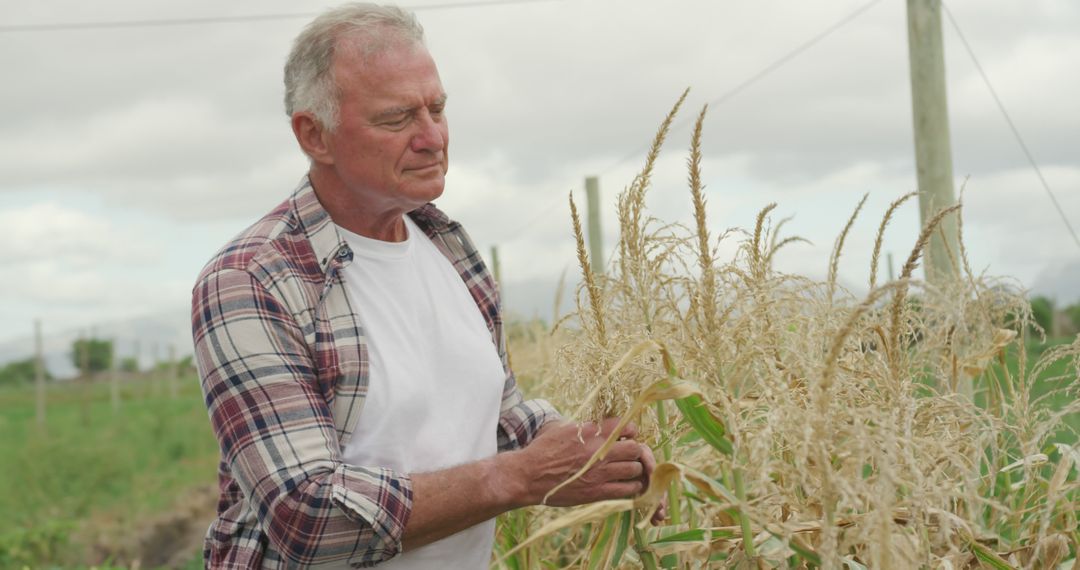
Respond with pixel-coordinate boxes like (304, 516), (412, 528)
(492, 500), (635, 567)
(635, 462), (683, 528)
(611, 510), (633, 567)
(680, 465), (738, 504)
(675, 395), (734, 456)
(784, 534), (822, 567)
(969, 541), (1017, 570)
(587, 514), (617, 570)
(651, 527), (739, 544)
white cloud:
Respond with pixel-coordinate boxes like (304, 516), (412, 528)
(0, 202), (156, 264)
(0, 199), (225, 343)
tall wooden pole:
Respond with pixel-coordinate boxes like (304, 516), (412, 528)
(907, 0), (959, 284)
(151, 341), (160, 397)
(585, 176), (604, 275)
(34, 319), (46, 430)
(489, 246), (502, 291)
(110, 338), (121, 413)
(79, 330), (90, 426)
(168, 344), (178, 400)
(908, 0), (972, 403)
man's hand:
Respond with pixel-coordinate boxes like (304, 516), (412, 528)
(498, 418), (666, 523)
(405, 418), (668, 549)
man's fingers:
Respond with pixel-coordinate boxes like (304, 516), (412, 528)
(602, 460), (644, 482)
(600, 480), (645, 499)
(651, 500), (668, 525)
(639, 444), (657, 477)
(598, 417), (638, 440)
(605, 440), (644, 462)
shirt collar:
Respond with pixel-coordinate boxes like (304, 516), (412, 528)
(288, 175), (455, 275)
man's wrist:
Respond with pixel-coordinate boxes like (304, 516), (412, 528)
(488, 450), (532, 509)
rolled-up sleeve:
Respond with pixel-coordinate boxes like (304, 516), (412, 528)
(194, 268), (411, 566)
(489, 274), (561, 451)
(497, 394), (560, 451)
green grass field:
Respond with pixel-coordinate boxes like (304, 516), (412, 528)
(0, 375), (218, 568)
(994, 336), (1080, 442)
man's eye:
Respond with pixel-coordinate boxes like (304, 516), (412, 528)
(386, 117), (409, 127)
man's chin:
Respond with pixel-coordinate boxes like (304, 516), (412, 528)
(405, 180), (445, 206)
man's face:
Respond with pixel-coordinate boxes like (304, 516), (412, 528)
(322, 39), (449, 214)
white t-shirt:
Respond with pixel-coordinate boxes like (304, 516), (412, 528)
(338, 215), (506, 569)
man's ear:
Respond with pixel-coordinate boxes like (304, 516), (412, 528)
(291, 112), (334, 165)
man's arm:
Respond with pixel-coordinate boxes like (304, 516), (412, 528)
(403, 418), (648, 550)
(194, 268), (413, 566)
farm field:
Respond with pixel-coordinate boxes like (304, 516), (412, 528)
(502, 329), (1079, 568)
(487, 98), (1079, 569)
(993, 338), (1080, 441)
(0, 329), (1074, 568)
(0, 375), (217, 568)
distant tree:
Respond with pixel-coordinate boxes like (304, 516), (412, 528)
(70, 338), (112, 374)
(0, 358), (50, 386)
(120, 356), (139, 373)
(178, 354), (196, 375)
(1067, 302), (1080, 332)
(1029, 296), (1054, 335)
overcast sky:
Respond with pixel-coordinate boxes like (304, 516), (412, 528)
(2, 0), (1078, 351)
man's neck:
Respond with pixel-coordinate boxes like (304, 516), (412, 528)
(308, 168), (410, 242)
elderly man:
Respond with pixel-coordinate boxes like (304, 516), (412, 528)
(192, 3), (659, 568)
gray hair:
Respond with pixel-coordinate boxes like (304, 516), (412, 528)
(284, 3), (425, 130)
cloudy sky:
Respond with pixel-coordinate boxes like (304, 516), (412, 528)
(2, 0), (1078, 353)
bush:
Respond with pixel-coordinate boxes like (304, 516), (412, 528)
(1030, 295), (1054, 334)
(0, 358), (48, 387)
(1067, 302), (1080, 332)
(70, 338), (113, 374)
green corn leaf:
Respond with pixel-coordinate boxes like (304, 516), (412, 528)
(611, 510), (632, 567)
(675, 394), (734, 456)
(651, 527), (738, 545)
(587, 514), (617, 570)
(969, 541), (1017, 570)
(763, 526), (822, 567)
(789, 538), (823, 567)
(675, 428), (703, 446)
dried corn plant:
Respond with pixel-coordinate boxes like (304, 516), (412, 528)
(496, 93), (1079, 570)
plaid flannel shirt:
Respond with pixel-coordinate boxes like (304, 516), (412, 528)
(192, 177), (559, 568)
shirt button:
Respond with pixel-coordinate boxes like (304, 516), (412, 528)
(337, 248), (350, 258)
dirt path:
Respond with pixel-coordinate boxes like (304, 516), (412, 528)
(134, 484), (217, 568)
(86, 484), (217, 569)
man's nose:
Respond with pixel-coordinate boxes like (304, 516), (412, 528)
(410, 110), (446, 153)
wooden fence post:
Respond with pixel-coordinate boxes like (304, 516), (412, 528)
(79, 329), (90, 426)
(34, 319), (46, 431)
(110, 337), (121, 413)
(585, 176), (604, 275)
(151, 342), (160, 397)
(168, 344), (178, 399)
